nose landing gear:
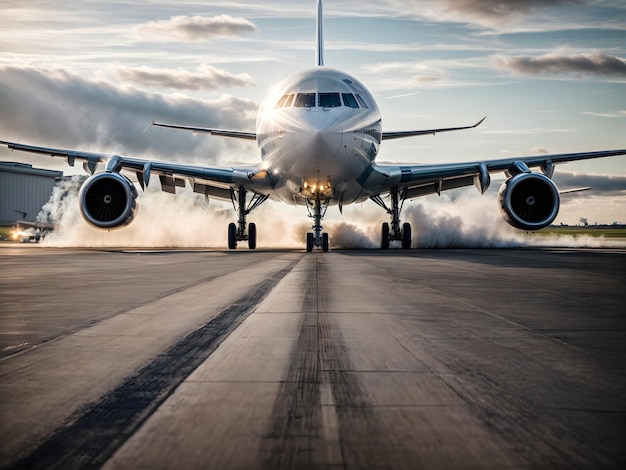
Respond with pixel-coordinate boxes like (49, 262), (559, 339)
(305, 196), (330, 252)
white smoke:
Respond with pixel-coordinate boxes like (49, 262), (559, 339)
(403, 189), (620, 248)
(326, 221), (377, 249)
(327, 189), (623, 249)
(36, 181), (622, 249)
(37, 178), (307, 248)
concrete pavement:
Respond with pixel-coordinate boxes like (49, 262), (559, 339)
(1, 245), (625, 468)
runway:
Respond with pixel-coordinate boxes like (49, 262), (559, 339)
(1, 244), (625, 469)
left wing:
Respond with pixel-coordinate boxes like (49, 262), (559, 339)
(147, 120), (257, 141)
(364, 149), (626, 198)
(0, 140), (271, 201)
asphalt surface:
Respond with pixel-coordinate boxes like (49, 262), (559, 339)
(1, 244), (625, 469)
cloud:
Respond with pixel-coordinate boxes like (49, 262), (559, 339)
(381, 0), (589, 30)
(492, 51), (626, 78)
(114, 64), (255, 91)
(582, 110), (626, 118)
(441, 0), (583, 24)
(134, 15), (258, 41)
(0, 66), (258, 165)
(553, 171), (626, 195)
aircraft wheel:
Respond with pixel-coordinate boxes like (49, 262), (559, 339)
(228, 223), (237, 249)
(381, 222), (390, 249)
(306, 233), (314, 252)
(248, 222), (257, 249)
(322, 232), (329, 252)
(402, 222), (412, 249)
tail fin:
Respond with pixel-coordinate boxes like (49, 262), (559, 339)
(316, 0), (324, 66)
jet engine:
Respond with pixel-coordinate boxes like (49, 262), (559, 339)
(498, 173), (560, 230)
(79, 172), (138, 229)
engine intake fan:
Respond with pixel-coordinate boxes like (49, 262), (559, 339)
(498, 173), (560, 231)
(79, 172), (138, 229)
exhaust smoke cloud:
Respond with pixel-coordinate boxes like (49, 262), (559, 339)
(37, 182), (621, 249)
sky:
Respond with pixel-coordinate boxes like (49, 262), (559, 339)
(0, 0), (625, 227)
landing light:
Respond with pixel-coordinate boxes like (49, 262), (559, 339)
(302, 180), (332, 197)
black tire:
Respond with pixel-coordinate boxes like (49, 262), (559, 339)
(322, 232), (329, 252)
(248, 222), (257, 249)
(228, 223), (237, 249)
(402, 222), (412, 249)
(381, 222), (390, 249)
(306, 233), (314, 252)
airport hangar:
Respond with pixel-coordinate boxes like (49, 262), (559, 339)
(0, 162), (62, 226)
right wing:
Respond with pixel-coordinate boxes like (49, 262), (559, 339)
(0, 140), (272, 201)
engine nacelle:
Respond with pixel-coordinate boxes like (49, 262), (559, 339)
(498, 173), (560, 231)
(79, 172), (138, 229)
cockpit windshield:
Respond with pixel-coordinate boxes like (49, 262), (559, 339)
(342, 93), (359, 109)
(278, 92), (362, 110)
(294, 93), (316, 108)
(276, 94), (295, 108)
(318, 93), (341, 108)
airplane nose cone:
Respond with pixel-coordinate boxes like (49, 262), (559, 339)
(292, 110), (344, 164)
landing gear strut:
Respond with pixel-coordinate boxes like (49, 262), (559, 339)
(228, 186), (268, 249)
(305, 196), (329, 252)
(371, 186), (412, 249)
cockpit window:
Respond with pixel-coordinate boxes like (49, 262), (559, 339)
(294, 93), (316, 108)
(355, 94), (369, 109)
(277, 94), (295, 108)
(277, 95), (289, 108)
(342, 93), (359, 109)
(318, 93), (341, 108)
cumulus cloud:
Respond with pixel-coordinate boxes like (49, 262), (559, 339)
(134, 15), (258, 41)
(441, 0), (583, 24)
(0, 65), (257, 165)
(114, 64), (255, 91)
(553, 172), (626, 195)
(382, 0), (586, 30)
(492, 51), (626, 78)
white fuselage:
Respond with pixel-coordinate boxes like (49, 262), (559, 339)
(256, 67), (382, 206)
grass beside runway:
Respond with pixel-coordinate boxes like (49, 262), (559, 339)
(538, 226), (626, 238)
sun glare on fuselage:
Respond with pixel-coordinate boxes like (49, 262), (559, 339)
(256, 67), (382, 206)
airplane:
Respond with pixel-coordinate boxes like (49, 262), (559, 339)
(1, 0), (625, 251)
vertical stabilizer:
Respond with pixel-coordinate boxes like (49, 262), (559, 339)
(316, 0), (324, 66)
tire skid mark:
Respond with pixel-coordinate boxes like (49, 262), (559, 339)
(260, 256), (326, 469)
(260, 254), (384, 469)
(8, 260), (299, 470)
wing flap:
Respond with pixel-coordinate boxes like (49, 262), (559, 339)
(193, 183), (232, 200)
(404, 175), (475, 199)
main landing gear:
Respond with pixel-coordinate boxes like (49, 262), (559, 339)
(371, 186), (412, 249)
(228, 186), (268, 250)
(305, 196), (330, 252)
